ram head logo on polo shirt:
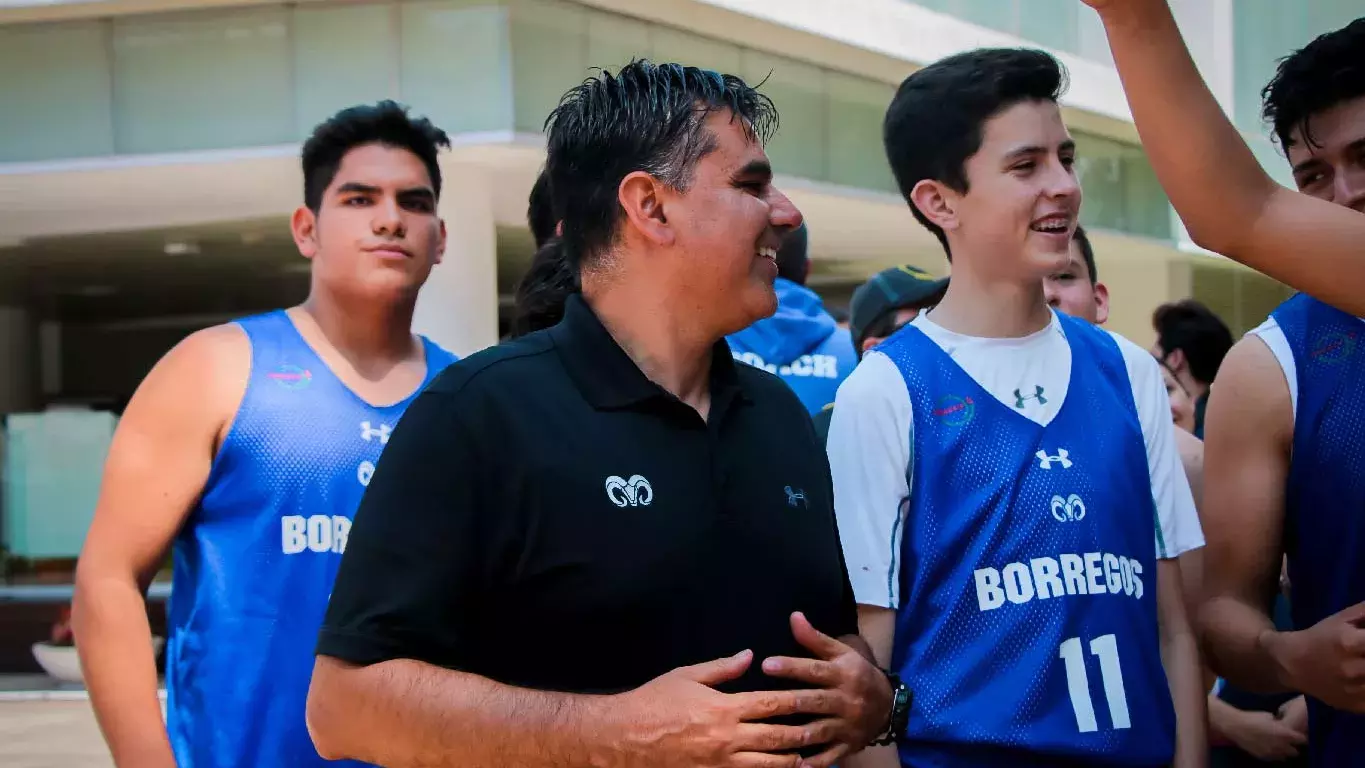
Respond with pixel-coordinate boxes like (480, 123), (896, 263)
(605, 474), (653, 508)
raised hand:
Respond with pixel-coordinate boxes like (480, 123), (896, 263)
(609, 649), (845, 768)
(760, 613), (894, 766)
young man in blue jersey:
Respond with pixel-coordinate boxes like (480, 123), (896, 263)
(1196, 17), (1365, 768)
(71, 101), (459, 768)
(827, 48), (1207, 767)
(727, 222), (859, 415)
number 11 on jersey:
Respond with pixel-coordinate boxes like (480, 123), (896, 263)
(1059, 634), (1131, 732)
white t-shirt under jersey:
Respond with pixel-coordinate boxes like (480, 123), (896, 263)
(828, 310), (1205, 610)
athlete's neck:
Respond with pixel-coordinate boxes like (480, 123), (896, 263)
(297, 292), (419, 372)
(581, 271), (714, 417)
(926, 266), (1053, 339)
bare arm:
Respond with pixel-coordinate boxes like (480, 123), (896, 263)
(307, 656), (608, 767)
(1158, 558), (1209, 768)
(71, 325), (247, 768)
(1196, 337), (1293, 692)
(1088, 0), (1365, 317)
(842, 606), (899, 768)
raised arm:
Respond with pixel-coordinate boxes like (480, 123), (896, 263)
(72, 325), (247, 768)
(1084, 0), (1365, 316)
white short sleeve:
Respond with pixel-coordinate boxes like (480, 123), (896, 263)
(1109, 332), (1205, 559)
(826, 351), (913, 609)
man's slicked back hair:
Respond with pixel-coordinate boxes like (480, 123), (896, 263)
(301, 100), (450, 212)
(1262, 17), (1365, 151)
(883, 48), (1067, 257)
(543, 59), (778, 270)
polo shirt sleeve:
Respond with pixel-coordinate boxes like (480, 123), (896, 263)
(317, 388), (490, 667)
(1111, 332), (1205, 561)
(826, 351), (913, 610)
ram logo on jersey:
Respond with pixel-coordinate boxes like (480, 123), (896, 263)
(974, 552), (1144, 611)
(731, 351), (841, 379)
(1050, 493), (1087, 522)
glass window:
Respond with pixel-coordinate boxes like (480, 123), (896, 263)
(825, 72), (897, 193)
(1016, 0), (1079, 55)
(511, 0), (588, 134)
(111, 7), (294, 154)
(741, 51), (827, 182)
(1232, 1), (1308, 133)
(0, 21), (115, 162)
(586, 11), (650, 75)
(401, 0), (513, 135)
(1073, 131), (1171, 240)
(649, 26), (742, 75)
(293, 3), (400, 139)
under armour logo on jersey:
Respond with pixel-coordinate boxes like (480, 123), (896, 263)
(1035, 449), (1073, 470)
(785, 486), (808, 509)
(1013, 385), (1047, 409)
(605, 475), (653, 508)
(1050, 493), (1087, 522)
(360, 421), (392, 445)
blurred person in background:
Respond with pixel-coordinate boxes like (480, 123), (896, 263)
(1191, 16), (1365, 768)
(1043, 224), (1108, 325)
(727, 223), (858, 415)
(810, 264), (947, 444)
(1151, 299), (1233, 438)
(71, 102), (459, 768)
(511, 169), (576, 337)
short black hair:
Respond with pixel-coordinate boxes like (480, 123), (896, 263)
(1073, 224), (1097, 284)
(511, 239), (579, 338)
(528, 169), (557, 248)
(543, 60), (778, 270)
(1152, 299), (1233, 385)
(776, 223), (810, 283)
(301, 100), (450, 212)
(1262, 17), (1365, 151)
(884, 48), (1067, 258)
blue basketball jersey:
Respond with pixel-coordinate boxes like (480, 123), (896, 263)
(878, 312), (1174, 767)
(164, 309), (457, 768)
(1272, 294), (1365, 768)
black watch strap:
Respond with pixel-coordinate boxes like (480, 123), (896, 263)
(870, 670), (912, 746)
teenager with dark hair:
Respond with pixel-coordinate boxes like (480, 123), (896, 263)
(72, 101), (459, 768)
(727, 223), (858, 414)
(308, 61), (896, 768)
(1151, 299), (1233, 438)
(1044, 224), (1110, 325)
(829, 48), (1205, 767)
(1178, 14), (1365, 768)
(1081, 1), (1365, 316)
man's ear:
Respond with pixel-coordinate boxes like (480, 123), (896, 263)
(618, 171), (673, 248)
(1166, 347), (1187, 374)
(434, 219), (447, 266)
(909, 179), (959, 235)
(291, 205), (319, 260)
(1093, 281), (1110, 325)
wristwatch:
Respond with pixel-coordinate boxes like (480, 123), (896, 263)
(870, 670), (912, 746)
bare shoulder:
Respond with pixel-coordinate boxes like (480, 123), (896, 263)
(1207, 335), (1292, 444)
(121, 322), (251, 437)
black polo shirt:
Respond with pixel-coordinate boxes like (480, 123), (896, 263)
(318, 293), (858, 696)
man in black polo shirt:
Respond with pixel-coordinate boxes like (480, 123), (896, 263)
(306, 61), (899, 768)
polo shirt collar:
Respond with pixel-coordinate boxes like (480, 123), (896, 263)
(550, 293), (746, 411)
